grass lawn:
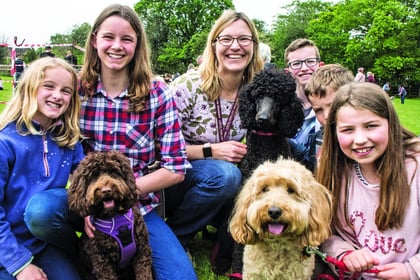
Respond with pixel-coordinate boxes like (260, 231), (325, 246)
(0, 75), (419, 279)
(189, 228), (230, 280)
(0, 76), (13, 110)
(391, 95), (420, 135)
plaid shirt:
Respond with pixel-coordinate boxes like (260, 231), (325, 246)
(79, 79), (190, 215)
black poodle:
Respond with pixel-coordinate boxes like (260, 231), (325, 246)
(238, 67), (304, 177)
(212, 68), (304, 279)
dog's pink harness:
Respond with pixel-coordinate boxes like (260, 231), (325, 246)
(91, 209), (136, 269)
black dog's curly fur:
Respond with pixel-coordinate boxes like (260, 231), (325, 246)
(68, 151), (153, 280)
(238, 67), (304, 177)
(213, 68), (304, 278)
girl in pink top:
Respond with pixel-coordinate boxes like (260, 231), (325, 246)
(317, 82), (420, 279)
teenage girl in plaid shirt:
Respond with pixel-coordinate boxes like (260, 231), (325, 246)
(77, 4), (196, 280)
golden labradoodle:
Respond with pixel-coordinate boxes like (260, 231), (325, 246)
(68, 151), (153, 280)
(229, 158), (332, 280)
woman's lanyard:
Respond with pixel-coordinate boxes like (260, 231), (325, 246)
(215, 86), (241, 142)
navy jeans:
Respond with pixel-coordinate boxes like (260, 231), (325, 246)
(23, 188), (197, 280)
(165, 159), (243, 247)
(24, 188), (83, 259)
(144, 210), (197, 279)
(401, 93), (406, 104)
(0, 188), (81, 280)
(0, 245), (80, 280)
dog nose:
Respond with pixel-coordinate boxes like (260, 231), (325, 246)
(255, 96), (275, 128)
(268, 206), (282, 219)
(257, 115), (269, 126)
(102, 188), (112, 195)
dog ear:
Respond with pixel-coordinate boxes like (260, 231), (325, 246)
(278, 100), (305, 138)
(301, 181), (333, 247)
(229, 177), (257, 245)
(114, 151), (138, 209)
(102, 151), (138, 210)
(67, 165), (90, 217)
(67, 151), (104, 217)
(238, 84), (257, 129)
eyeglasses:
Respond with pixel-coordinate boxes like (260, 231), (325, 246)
(288, 58), (320, 70)
(215, 35), (254, 47)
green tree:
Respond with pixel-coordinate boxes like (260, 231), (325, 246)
(134, 0), (234, 74)
(270, 0), (332, 67)
(0, 35), (9, 64)
(252, 18), (275, 61)
(68, 23), (91, 48)
(307, 0), (420, 92)
(23, 48), (37, 63)
(49, 23), (91, 65)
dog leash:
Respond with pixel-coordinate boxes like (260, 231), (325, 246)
(224, 246), (381, 280)
(305, 246), (380, 280)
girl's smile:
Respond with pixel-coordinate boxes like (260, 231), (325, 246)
(336, 105), (389, 171)
(33, 67), (73, 129)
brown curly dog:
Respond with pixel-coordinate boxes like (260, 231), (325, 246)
(68, 151), (153, 280)
(229, 158), (332, 280)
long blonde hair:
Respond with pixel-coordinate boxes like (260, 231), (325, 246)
(199, 10), (264, 100)
(0, 57), (81, 148)
(317, 82), (420, 231)
(78, 4), (153, 113)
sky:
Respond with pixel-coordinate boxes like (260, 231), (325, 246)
(0, 0), (285, 47)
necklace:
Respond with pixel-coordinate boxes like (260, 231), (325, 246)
(214, 84), (242, 142)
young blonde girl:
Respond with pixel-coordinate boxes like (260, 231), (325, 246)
(0, 57), (84, 280)
(318, 82), (420, 279)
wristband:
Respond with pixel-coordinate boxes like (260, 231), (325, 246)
(203, 143), (212, 158)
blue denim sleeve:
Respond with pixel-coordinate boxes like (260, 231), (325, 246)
(289, 138), (314, 172)
(289, 138), (307, 161)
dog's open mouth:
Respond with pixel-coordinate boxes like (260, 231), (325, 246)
(103, 198), (115, 209)
(267, 222), (286, 235)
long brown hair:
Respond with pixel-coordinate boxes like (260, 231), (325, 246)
(317, 82), (420, 231)
(78, 4), (153, 112)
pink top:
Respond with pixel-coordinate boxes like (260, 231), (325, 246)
(322, 152), (420, 279)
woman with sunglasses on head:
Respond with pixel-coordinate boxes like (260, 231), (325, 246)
(165, 10), (264, 256)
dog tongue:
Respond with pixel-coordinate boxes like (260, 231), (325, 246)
(268, 223), (285, 235)
(103, 200), (115, 209)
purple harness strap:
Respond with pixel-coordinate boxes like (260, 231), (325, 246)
(91, 208), (136, 269)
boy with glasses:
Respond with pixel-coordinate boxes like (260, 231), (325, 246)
(284, 38), (324, 171)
